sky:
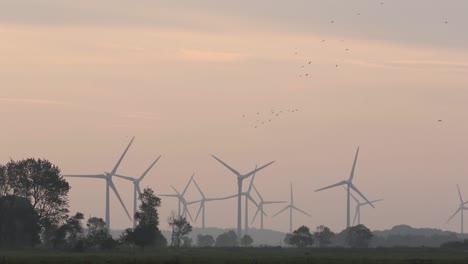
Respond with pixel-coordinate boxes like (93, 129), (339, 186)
(1, 0), (468, 233)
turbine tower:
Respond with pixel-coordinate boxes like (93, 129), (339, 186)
(273, 182), (311, 233)
(448, 184), (468, 234)
(346, 187), (383, 226)
(114, 155), (162, 228)
(315, 147), (374, 229)
(64, 137), (134, 229)
(190, 177), (237, 229)
(211, 155), (275, 239)
(160, 175), (194, 220)
(251, 184), (286, 230)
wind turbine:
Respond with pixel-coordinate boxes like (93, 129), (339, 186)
(315, 147), (374, 229)
(448, 184), (468, 234)
(114, 155), (162, 228)
(241, 167), (264, 235)
(251, 184), (286, 230)
(211, 155), (275, 239)
(273, 182), (311, 233)
(64, 137), (134, 229)
(190, 177), (237, 229)
(160, 174), (194, 220)
(345, 187), (383, 226)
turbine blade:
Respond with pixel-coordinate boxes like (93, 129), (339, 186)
(251, 206), (261, 224)
(349, 184), (374, 208)
(293, 206), (311, 217)
(63, 174), (106, 179)
(192, 178), (205, 198)
(315, 180), (347, 192)
(353, 205), (359, 226)
(247, 165), (257, 193)
(264, 201), (287, 204)
(182, 174), (194, 196)
(109, 181), (132, 220)
(361, 199), (384, 206)
(159, 194), (179, 197)
(206, 194), (238, 201)
(194, 202), (203, 222)
(273, 205), (290, 218)
(290, 182), (294, 204)
(111, 137), (135, 175)
(252, 184), (263, 201)
(138, 155), (161, 181)
(457, 184), (464, 204)
(242, 161), (275, 179)
(246, 194), (260, 208)
(171, 185), (181, 196)
(348, 146), (360, 182)
(447, 207), (462, 223)
(211, 155), (241, 176)
(114, 174), (136, 182)
(182, 202), (193, 221)
(343, 186), (359, 203)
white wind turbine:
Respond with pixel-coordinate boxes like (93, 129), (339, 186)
(447, 184), (468, 234)
(211, 155), (275, 239)
(251, 184), (286, 230)
(315, 147), (374, 229)
(160, 175), (194, 220)
(273, 182), (311, 233)
(114, 155), (161, 228)
(64, 137), (134, 229)
(345, 187), (383, 226)
(241, 167), (264, 235)
(189, 177), (237, 229)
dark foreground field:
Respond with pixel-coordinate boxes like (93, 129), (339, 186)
(1, 248), (468, 264)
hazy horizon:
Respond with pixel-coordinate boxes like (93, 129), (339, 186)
(2, 0), (468, 234)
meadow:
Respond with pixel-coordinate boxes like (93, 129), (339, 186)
(1, 248), (468, 264)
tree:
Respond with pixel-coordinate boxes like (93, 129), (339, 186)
(0, 195), (40, 247)
(196, 234), (215, 247)
(132, 188), (166, 248)
(314, 225), (335, 248)
(283, 233), (293, 247)
(85, 217), (116, 250)
(1, 159), (70, 236)
(182, 237), (193, 247)
(289, 225), (314, 248)
(168, 214), (192, 248)
(345, 224), (373, 248)
(240, 234), (254, 247)
(50, 212), (85, 250)
(215, 230), (238, 247)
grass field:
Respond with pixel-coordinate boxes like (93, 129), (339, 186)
(1, 248), (468, 264)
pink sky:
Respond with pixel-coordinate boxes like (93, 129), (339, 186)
(1, 1), (468, 233)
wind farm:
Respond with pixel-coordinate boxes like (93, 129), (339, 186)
(3, 0), (468, 262)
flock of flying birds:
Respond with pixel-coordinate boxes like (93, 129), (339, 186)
(242, 109), (300, 129)
(242, 1), (450, 128)
(294, 1), (450, 78)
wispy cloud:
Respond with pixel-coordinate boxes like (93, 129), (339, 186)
(343, 59), (468, 72)
(122, 111), (161, 120)
(177, 48), (247, 62)
(0, 97), (67, 105)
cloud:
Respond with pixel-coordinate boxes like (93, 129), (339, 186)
(121, 111), (161, 120)
(176, 49), (247, 62)
(343, 59), (468, 72)
(0, 97), (67, 105)
(389, 60), (468, 70)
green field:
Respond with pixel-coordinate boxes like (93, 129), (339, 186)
(1, 248), (468, 264)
